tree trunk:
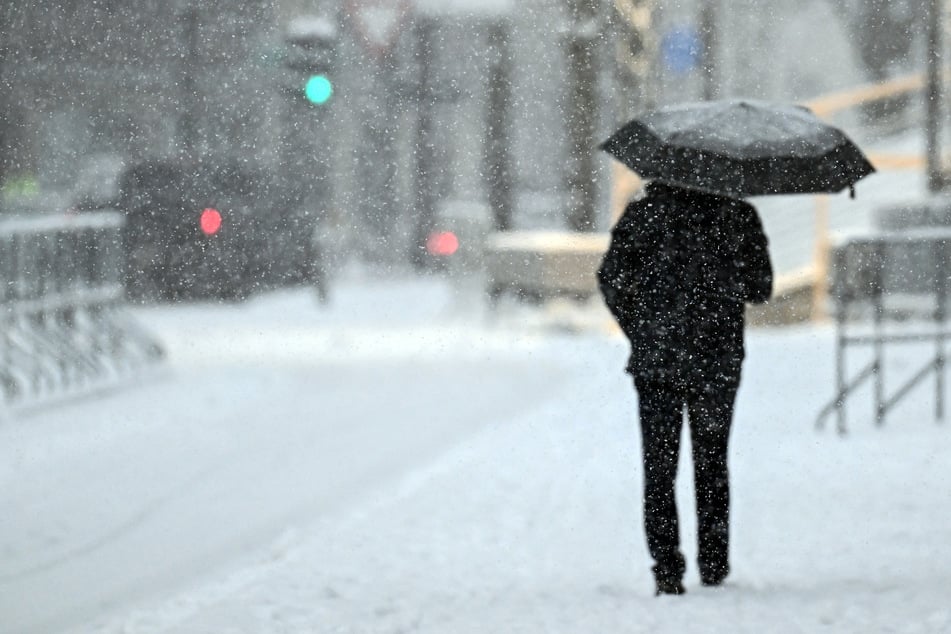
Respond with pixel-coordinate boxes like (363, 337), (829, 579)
(484, 19), (514, 232)
(564, 0), (600, 232)
(411, 16), (438, 268)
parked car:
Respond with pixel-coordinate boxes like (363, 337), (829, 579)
(115, 159), (327, 301)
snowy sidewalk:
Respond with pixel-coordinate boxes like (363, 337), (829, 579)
(72, 322), (951, 634)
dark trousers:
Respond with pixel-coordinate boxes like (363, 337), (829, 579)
(634, 375), (739, 583)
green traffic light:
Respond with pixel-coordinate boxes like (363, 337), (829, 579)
(304, 74), (333, 105)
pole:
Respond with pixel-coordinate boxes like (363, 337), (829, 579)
(812, 194), (830, 321)
(484, 19), (514, 231)
(178, 7), (199, 159)
(699, 0), (718, 100)
(610, 0), (657, 119)
(411, 16), (437, 268)
(358, 54), (399, 262)
(0, 5), (10, 205)
(565, 0), (600, 232)
(926, 0), (944, 192)
(378, 48), (400, 256)
(607, 0), (657, 224)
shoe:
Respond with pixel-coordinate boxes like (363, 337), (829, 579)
(700, 569), (728, 587)
(700, 576), (725, 587)
(652, 555), (687, 596)
(655, 578), (686, 596)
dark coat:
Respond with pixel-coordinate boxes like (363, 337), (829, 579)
(597, 181), (773, 384)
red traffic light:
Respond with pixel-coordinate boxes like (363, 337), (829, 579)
(200, 208), (222, 235)
(426, 231), (459, 257)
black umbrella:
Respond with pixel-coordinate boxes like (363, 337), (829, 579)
(600, 99), (875, 197)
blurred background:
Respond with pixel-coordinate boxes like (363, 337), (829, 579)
(3, 3), (951, 632)
(0, 0), (939, 282)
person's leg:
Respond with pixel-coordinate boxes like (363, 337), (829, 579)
(686, 379), (739, 586)
(635, 377), (687, 593)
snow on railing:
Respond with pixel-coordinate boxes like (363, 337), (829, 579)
(0, 212), (163, 412)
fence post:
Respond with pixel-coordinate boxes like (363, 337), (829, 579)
(935, 238), (948, 421)
(812, 194), (831, 320)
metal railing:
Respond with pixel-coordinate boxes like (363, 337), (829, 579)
(1, 212), (163, 410)
(815, 229), (951, 434)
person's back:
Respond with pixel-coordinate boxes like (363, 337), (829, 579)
(597, 180), (772, 595)
(599, 181), (771, 385)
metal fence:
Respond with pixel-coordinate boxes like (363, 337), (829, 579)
(1, 212), (163, 411)
(815, 229), (951, 434)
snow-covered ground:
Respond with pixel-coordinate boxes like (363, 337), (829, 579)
(4, 275), (951, 633)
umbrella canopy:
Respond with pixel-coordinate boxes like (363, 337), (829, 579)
(600, 99), (876, 197)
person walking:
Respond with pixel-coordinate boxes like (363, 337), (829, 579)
(597, 180), (773, 596)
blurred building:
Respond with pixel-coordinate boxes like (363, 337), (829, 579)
(0, 0), (596, 257)
(0, 1), (930, 244)
(0, 1), (283, 212)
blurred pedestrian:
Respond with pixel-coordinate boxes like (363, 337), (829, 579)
(597, 180), (773, 595)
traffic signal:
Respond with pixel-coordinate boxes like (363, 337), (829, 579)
(304, 74), (333, 105)
(283, 16), (337, 107)
(199, 207), (222, 235)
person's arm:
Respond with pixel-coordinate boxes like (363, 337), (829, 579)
(597, 207), (643, 340)
(737, 203), (773, 304)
